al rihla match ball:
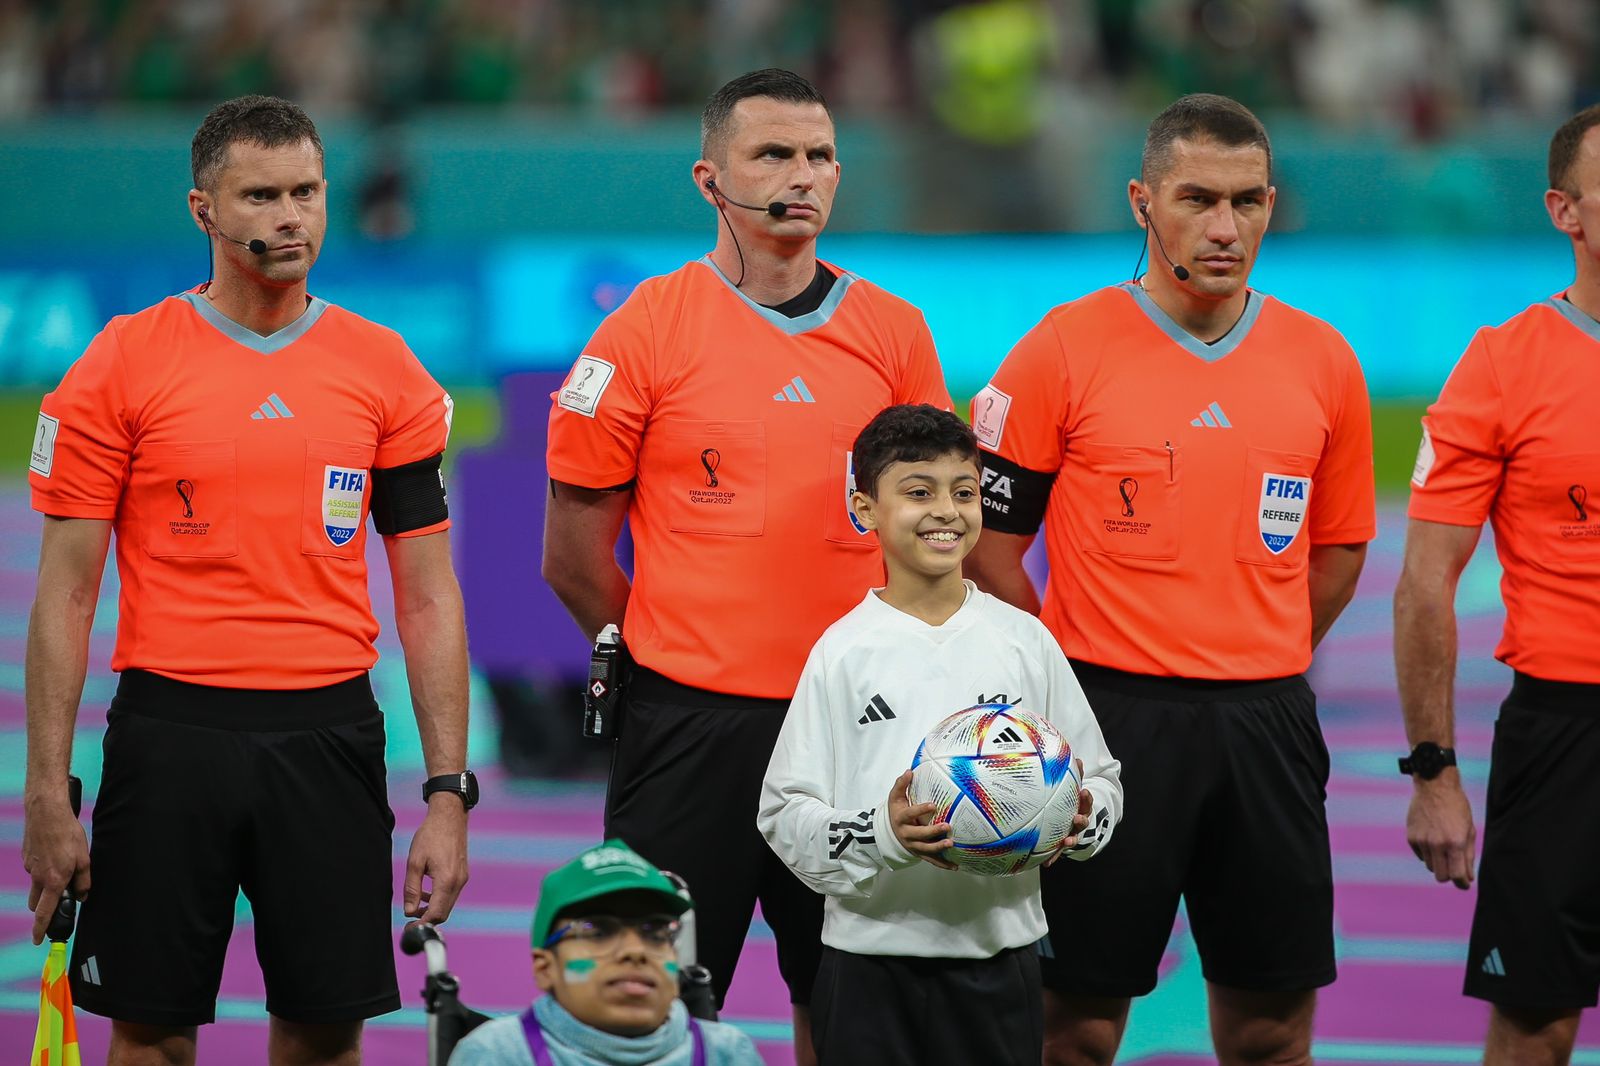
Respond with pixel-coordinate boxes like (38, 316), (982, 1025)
(909, 703), (1080, 876)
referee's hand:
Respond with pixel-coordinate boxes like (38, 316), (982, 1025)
(1406, 772), (1475, 890)
(23, 797), (90, 945)
(404, 797), (469, 923)
(887, 770), (957, 870)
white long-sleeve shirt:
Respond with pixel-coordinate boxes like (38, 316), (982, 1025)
(759, 582), (1123, 959)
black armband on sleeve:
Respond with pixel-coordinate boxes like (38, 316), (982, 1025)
(370, 453), (448, 535)
(979, 450), (1056, 535)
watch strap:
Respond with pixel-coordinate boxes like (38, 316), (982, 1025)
(423, 770), (478, 810)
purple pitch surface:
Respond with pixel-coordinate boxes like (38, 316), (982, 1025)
(4, 495), (1600, 1064)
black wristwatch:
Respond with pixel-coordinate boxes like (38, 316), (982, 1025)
(423, 770), (479, 811)
(1398, 742), (1457, 780)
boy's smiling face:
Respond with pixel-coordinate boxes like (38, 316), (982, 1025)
(851, 450), (983, 585)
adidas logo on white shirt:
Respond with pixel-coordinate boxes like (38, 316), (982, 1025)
(1190, 401), (1232, 428)
(857, 694), (896, 725)
(249, 393), (296, 420)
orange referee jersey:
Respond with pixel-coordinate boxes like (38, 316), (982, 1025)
(29, 290), (453, 689)
(1409, 295), (1600, 683)
(974, 282), (1375, 680)
(547, 257), (952, 699)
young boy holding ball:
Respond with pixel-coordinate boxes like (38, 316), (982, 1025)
(758, 404), (1123, 1065)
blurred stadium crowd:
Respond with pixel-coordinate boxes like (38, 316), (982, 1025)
(3, 0), (1592, 139)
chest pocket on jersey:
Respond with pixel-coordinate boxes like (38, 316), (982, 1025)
(1078, 443), (1180, 561)
(1514, 451), (1600, 554)
(302, 439), (376, 559)
(136, 440), (239, 559)
(659, 419), (765, 536)
(1235, 446), (1317, 568)
(824, 422), (875, 548)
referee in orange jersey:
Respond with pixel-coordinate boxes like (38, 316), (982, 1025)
(21, 96), (472, 1066)
(542, 70), (950, 1064)
(964, 94), (1375, 1066)
(1396, 105), (1600, 1065)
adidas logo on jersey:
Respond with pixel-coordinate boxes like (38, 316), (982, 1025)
(828, 811), (875, 858)
(772, 376), (816, 403)
(1072, 808), (1111, 852)
(249, 393), (296, 420)
(858, 694), (896, 725)
(1481, 947), (1506, 976)
(1190, 401), (1232, 428)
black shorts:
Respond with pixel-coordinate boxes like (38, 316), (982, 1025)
(1039, 663), (1335, 997)
(1466, 673), (1600, 1009)
(69, 669), (400, 1026)
(604, 666), (824, 1007)
(810, 945), (1042, 1066)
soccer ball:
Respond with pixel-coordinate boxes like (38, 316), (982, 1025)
(909, 703), (1081, 876)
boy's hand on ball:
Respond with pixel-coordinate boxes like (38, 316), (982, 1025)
(888, 769), (957, 870)
(1048, 760), (1092, 865)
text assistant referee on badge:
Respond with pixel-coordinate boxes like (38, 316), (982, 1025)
(964, 95), (1376, 1066)
(542, 69), (951, 1066)
(21, 96), (473, 1066)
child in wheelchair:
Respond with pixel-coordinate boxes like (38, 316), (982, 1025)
(418, 840), (762, 1065)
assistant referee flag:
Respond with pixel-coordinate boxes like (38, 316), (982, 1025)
(31, 940), (80, 1066)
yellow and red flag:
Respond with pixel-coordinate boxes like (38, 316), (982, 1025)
(30, 940), (80, 1066)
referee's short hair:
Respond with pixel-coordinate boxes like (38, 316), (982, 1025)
(1549, 104), (1600, 194)
(1142, 93), (1272, 187)
(853, 405), (981, 500)
(701, 69), (831, 164)
(192, 95), (324, 191)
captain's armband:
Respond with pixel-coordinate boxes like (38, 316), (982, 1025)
(978, 452), (1055, 535)
(370, 453), (448, 535)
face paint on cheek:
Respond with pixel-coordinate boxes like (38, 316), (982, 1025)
(663, 961), (679, 978)
(563, 958), (598, 984)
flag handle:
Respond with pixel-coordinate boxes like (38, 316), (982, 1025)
(45, 776), (83, 945)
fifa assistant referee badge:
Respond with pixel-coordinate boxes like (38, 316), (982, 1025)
(422, 770), (479, 810)
(1398, 742), (1457, 780)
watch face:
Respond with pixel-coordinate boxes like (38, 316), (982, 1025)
(1407, 743), (1452, 779)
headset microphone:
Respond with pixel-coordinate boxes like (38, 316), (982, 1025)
(704, 179), (788, 218)
(1138, 202), (1190, 282)
(199, 207), (268, 255)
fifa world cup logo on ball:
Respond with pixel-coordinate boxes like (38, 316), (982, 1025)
(700, 448), (722, 488)
(175, 479), (195, 519)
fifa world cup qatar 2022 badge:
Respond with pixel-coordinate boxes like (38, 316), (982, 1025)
(322, 466), (368, 546)
(1560, 482), (1600, 539)
(169, 478), (210, 537)
(1258, 473), (1311, 554)
(689, 447), (735, 505)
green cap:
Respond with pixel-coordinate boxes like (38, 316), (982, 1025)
(531, 839), (691, 947)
